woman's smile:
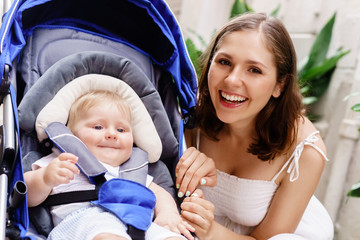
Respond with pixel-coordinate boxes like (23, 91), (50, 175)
(219, 90), (248, 108)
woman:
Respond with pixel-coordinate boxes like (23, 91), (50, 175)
(176, 12), (334, 240)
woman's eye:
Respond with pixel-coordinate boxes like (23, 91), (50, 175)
(249, 67), (262, 74)
(94, 125), (102, 130)
(218, 59), (231, 66)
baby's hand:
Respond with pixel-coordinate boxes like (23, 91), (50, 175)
(43, 153), (80, 187)
(154, 210), (195, 240)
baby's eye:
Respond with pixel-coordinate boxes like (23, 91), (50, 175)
(249, 67), (262, 74)
(117, 128), (125, 133)
(94, 125), (102, 130)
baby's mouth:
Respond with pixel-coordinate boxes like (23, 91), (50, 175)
(220, 91), (248, 104)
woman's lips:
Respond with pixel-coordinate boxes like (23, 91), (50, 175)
(219, 90), (248, 108)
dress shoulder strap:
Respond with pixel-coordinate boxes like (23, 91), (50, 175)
(271, 131), (329, 182)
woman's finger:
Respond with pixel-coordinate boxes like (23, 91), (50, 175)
(177, 152), (207, 197)
(191, 189), (204, 198)
(183, 153), (217, 194)
(175, 148), (199, 194)
(176, 147), (198, 181)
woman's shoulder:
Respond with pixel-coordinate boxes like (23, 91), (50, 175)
(297, 117), (324, 142)
(295, 116), (327, 162)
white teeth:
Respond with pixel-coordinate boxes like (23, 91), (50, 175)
(221, 92), (246, 102)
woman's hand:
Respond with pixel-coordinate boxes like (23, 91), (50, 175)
(180, 189), (215, 239)
(175, 147), (217, 198)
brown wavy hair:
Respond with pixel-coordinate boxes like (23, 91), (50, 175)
(196, 12), (304, 161)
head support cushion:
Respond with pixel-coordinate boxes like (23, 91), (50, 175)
(35, 74), (161, 163)
(18, 51), (178, 161)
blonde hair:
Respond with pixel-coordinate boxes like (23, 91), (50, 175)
(67, 90), (132, 130)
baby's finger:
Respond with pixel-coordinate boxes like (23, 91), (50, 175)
(178, 222), (194, 240)
(58, 152), (79, 164)
(181, 220), (195, 232)
(60, 160), (80, 174)
(58, 167), (77, 180)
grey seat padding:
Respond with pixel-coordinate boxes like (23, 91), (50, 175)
(17, 28), (156, 95)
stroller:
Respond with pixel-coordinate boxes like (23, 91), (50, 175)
(0, 0), (197, 239)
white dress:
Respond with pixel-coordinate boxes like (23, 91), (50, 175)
(199, 131), (334, 240)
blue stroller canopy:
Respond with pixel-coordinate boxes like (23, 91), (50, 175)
(0, 0), (197, 116)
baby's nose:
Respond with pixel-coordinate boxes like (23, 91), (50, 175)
(105, 129), (117, 139)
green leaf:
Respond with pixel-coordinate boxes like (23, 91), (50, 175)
(302, 96), (318, 105)
(185, 38), (203, 78)
(300, 50), (350, 84)
(186, 28), (209, 49)
(351, 103), (360, 112)
(343, 91), (360, 101)
(348, 182), (360, 197)
(230, 0), (252, 19)
(300, 85), (311, 95)
(270, 4), (281, 17)
(302, 13), (337, 72)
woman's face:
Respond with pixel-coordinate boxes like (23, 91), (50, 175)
(208, 30), (282, 127)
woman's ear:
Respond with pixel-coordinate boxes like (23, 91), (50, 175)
(272, 77), (286, 98)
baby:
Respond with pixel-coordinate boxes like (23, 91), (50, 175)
(25, 90), (194, 240)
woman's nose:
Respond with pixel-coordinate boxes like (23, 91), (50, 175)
(225, 67), (244, 85)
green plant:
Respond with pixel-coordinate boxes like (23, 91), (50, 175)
(185, 1), (349, 121)
(344, 91), (360, 197)
(298, 13), (350, 120)
(348, 182), (360, 198)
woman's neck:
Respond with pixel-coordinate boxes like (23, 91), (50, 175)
(222, 120), (256, 143)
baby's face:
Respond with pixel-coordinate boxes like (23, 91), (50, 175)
(70, 103), (133, 167)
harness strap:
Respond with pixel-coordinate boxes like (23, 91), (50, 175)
(42, 190), (98, 206)
(45, 122), (107, 182)
(43, 174), (106, 206)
